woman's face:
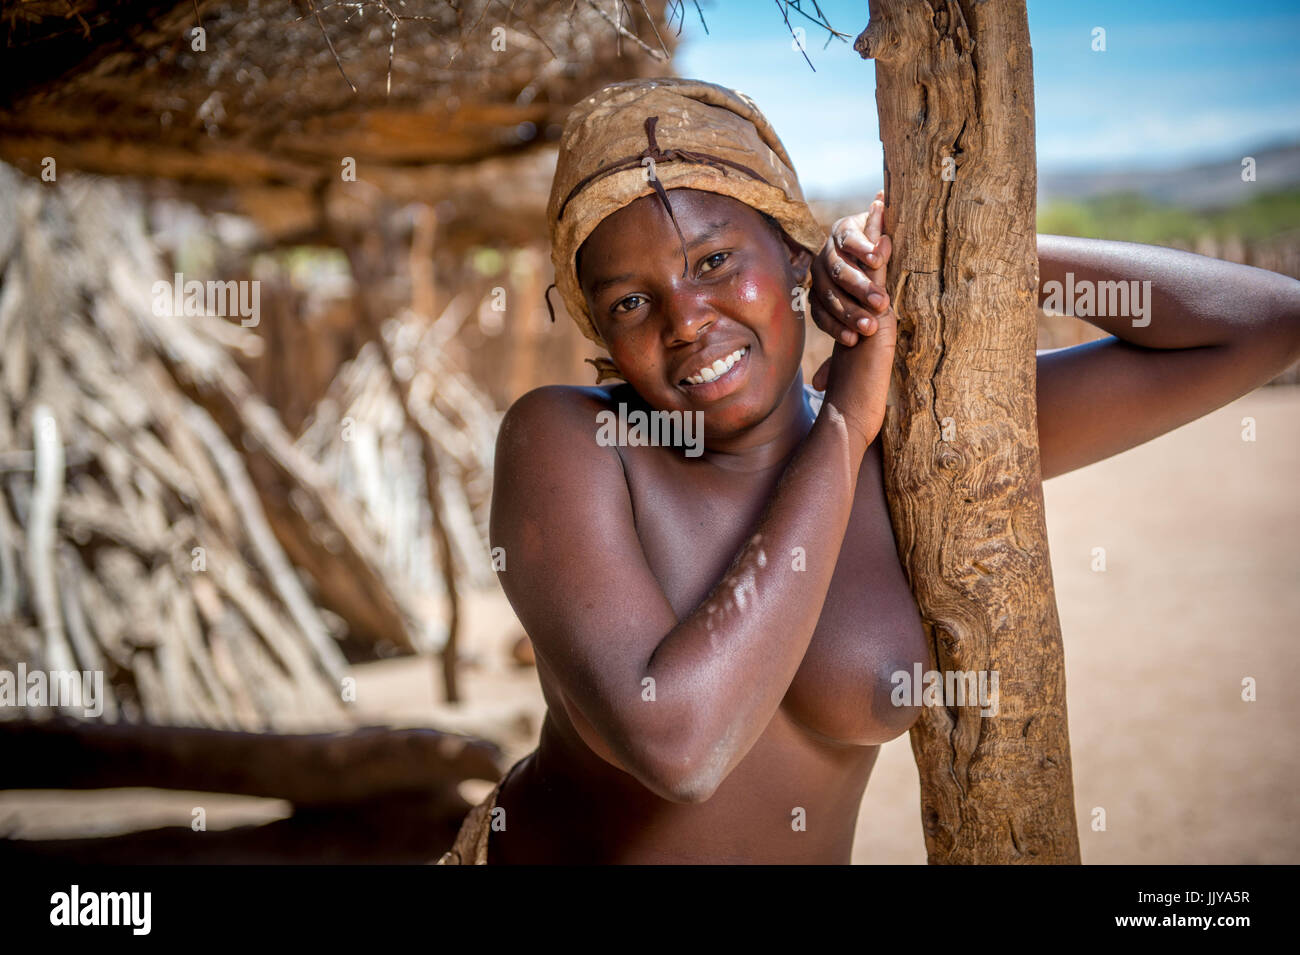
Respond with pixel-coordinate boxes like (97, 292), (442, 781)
(577, 189), (811, 440)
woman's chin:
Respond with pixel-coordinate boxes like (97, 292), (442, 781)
(699, 394), (783, 438)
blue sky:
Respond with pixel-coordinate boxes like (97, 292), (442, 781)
(670, 0), (1300, 198)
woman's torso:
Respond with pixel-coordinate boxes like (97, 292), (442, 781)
(491, 386), (928, 863)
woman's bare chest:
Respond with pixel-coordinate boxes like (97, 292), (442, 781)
(619, 440), (929, 746)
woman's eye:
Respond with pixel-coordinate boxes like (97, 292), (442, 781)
(612, 294), (646, 314)
(699, 252), (730, 274)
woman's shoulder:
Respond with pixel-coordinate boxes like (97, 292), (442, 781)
(496, 384), (627, 467)
(499, 383), (621, 435)
(504, 382), (620, 414)
(494, 384), (636, 515)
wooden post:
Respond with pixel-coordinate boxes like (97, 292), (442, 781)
(857, 0), (1080, 863)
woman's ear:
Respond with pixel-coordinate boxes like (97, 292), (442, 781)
(777, 228), (812, 273)
(585, 355), (624, 383)
(787, 240), (813, 282)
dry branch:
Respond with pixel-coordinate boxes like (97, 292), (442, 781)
(0, 718), (503, 806)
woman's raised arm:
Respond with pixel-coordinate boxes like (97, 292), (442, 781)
(1034, 235), (1300, 479)
(810, 220), (1300, 481)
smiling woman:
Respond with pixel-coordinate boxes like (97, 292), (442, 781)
(437, 76), (1300, 865)
(439, 78), (915, 865)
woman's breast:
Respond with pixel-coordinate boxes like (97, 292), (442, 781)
(785, 451), (930, 745)
(780, 529), (930, 746)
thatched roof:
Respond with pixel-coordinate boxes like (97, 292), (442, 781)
(1, 0), (673, 214)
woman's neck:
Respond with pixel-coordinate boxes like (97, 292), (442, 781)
(697, 371), (815, 473)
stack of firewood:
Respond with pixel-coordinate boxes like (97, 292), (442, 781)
(295, 313), (500, 653)
(0, 162), (492, 728)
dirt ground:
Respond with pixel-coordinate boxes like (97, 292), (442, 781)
(3, 385), (1295, 863)
(863, 383), (1300, 863)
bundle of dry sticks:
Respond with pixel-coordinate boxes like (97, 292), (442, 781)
(0, 162), (496, 730)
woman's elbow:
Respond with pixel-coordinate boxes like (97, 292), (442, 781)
(1254, 272), (1300, 356)
(624, 725), (729, 804)
(559, 684), (724, 802)
(639, 752), (724, 804)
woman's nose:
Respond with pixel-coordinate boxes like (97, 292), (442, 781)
(661, 290), (717, 345)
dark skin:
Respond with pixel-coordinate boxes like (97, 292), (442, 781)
(488, 188), (1300, 864)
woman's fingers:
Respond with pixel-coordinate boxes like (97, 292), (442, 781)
(836, 200), (884, 262)
(847, 206), (892, 308)
(825, 242), (874, 305)
(813, 298), (859, 345)
(811, 257), (868, 342)
(812, 296), (876, 347)
(832, 213), (876, 271)
(863, 198), (884, 244)
(809, 255), (852, 339)
(817, 244), (889, 323)
(857, 201), (894, 278)
(812, 202), (894, 347)
(870, 234), (891, 279)
(832, 206), (892, 281)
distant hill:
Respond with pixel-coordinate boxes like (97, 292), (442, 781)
(1037, 141), (1300, 210)
(812, 140), (1300, 219)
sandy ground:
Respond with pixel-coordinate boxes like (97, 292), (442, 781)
(859, 384), (1300, 863)
(4, 385), (1296, 862)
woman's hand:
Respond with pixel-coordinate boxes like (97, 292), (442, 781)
(810, 189), (894, 356)
(810, 194), (897, 445)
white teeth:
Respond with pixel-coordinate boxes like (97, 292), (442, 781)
(684, 347), (747, 386)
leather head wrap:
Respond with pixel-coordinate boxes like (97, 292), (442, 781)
(546, 77), (826, 382)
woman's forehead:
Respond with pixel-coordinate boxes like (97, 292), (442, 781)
(579, 190), (765, 270)
(605, 188), (756, 226)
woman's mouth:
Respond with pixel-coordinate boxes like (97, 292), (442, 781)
(677, 345), (749, 398)
(680, 346), (747, 385)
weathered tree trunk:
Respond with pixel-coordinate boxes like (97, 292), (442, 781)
(857, 1), (1080, 863)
